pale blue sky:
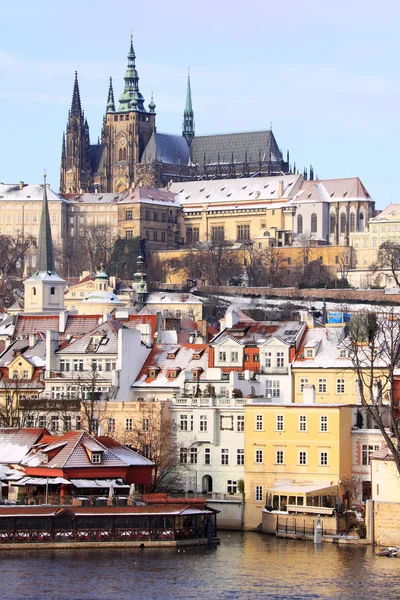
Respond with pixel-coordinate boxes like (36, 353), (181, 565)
(1, 0), (399, 208)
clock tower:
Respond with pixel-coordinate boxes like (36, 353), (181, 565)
(101, 38), (156, 192)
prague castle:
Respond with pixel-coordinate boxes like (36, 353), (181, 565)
(60, 38), (290, 194)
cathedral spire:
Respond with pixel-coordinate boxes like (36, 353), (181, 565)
(71, 71), (82, 118)
(36, 174), (56, 273)
(182, 68), (195, 145)
(106, 77), (115, 112)
(118, 36), (145, 111)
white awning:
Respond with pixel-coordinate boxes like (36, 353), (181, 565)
(269, 480), (338, 496)
(13, 477), (72, 486)
(70, 479), (130, 489)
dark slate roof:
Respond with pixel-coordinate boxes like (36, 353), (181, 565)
(141, 133), (191, 165)
(90, 144), (105, 174)
(190, 130), (282, 165)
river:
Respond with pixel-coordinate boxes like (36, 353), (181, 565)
(1, 532), (399, 600)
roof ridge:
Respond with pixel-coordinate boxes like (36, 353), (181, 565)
(60, 431), (85, 469)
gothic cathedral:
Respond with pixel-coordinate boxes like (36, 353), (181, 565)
(60, 38), (289, 194)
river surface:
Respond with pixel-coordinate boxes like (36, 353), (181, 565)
(1, 532), (399, 600)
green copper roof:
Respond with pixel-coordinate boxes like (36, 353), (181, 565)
(36, 175), (56, 273)
(184, 70), (193, 117)
(106, 77), (115, 112)
(118, 37), (146, 112)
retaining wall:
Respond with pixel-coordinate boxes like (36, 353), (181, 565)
(372, 501), (400, 546)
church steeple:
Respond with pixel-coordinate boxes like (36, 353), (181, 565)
(118, 36), (146, 111)
(36, 174), (56, 273)
(106, 77), (115, 112)
(71, 71), (82, 117)
(182, 69), (195, 145)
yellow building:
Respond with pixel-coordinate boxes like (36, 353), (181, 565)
(243, 402), (353, 529)
(349, 203), (400, 288)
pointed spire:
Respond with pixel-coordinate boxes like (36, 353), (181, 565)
(106, 77), (115, 112)
(148, 92), (156, 113)
(71, 71), (82, 118)
(119, 35), (145, 111)
(182, 68), (195, 145)
(36, 174), (56, 273)
(61, 132), (65, 159)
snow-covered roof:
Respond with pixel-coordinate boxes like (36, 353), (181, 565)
(0, 183), (68, 203)
(0, 428), (46, 464)
(147, 292), (202, 305)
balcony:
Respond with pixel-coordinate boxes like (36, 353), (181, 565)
(260, 366), (288, 375)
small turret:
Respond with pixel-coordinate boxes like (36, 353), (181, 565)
(133, 255), (148, 310)
(148, 93), (156, 113)
(118, 36), (146, 111)
(182, 68), (195, 145)
(106, 77), (115, 112)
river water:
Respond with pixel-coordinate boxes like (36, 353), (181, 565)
(1, 532), (399, 600)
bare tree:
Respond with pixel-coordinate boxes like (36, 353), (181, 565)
(373, 241), (400, 288)
(344, 307), (400, 477)
(117, 404), (191, 493)
(336, 249), (353, 288)
(295, 231), (314, 268)
(72, 365), (111, 435)
(77, 223), (115, 273)
(0, 232), (36, 277)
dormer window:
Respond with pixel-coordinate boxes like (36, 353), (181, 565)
(91, 453), (101, 464)
(193, 349), (204, 359)
(167, 349), (179, 359)
(338, 349), (347, 358)
(191, 367), (203, 380)
(305, 349), (314, 358)
(43, 453), (49, 464)
(148, 366), (160, 378)
(168, 367), (181, 379)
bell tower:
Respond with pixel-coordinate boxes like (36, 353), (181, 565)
(101, 37), (156, 193)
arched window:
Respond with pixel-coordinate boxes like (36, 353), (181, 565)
(297, 214), (303, 234)
(50, 287), (55, 295)
(122, 148), (127, 161)
(32, 287), (36, 296)
(350, 212), (356, 232)
(359, 211), (365, 232)
(287, 257), (292, 265)
(340, 213), (346, 234)
(311, 213), (317, 233)
(330, 214), (336, 235)
(119, 148), (123, 161)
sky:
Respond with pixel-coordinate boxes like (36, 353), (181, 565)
(1, 0), (399, 208)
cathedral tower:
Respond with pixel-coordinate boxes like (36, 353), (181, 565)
(101, 38), (156, 192)
(60, 72), (92, 193)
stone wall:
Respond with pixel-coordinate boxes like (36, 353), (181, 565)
(261, 511), (338, 535)
(372, 501), (400, 546)
(197, 284), (400, 305)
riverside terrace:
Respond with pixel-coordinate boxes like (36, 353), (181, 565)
(0, 499), (219, 549)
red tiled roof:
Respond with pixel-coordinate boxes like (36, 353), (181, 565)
(13, 314), (102, 340)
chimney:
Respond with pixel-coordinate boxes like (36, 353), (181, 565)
(278, 180), (284, 197)
(58, 310), (68, 333)
(97, 424), (105, 437)
(225, 308), (239, 329)
(197, 319), (208, 338)
(28, 333), (36, 348)
(19, 181), (24, 190)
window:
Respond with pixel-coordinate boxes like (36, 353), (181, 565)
(162, 212), (166, 222)
(59, 359), (70, 372)
(340, 213), (346, 234)
(299, 415), (307, 431)
(300, 378), (309, 393)
(237, 224), (250, 241)
(255, 485), (263, 502)
(362, 444), (380, 466)
(126, 229), (133, 239)
(330, 213), (336, 235)
(179, 448), (188, 464)
(153, 231), (158, 241)
(266, 380), (280, 398)
(338, 349), (347, 358)
(218, 351), (226, 362)
(199, 414), (208, 432)
(320, 415), (328, 432)
(311, 213), (317, 233)
(190, 447), (198, 464)
(22, 370), (28, 379)
(256, 415), (263, 431)
(237, 449), (244, 465)
(265, 352), (272, 368)
(276, 450), (284, 464)
(91, 453), (101, 464)
(336, 378), (345, 394)
(32, 287), (36, 296)
(12, 370), (18, 380)
(306, 349), (313, 358)
(51, 415), (59, 432)
(73, 359), (84, 372)
(320, 451), (329, 466)
(64, 416), (72, 432)
(180, 414), (188, 431)
(227, 480), (237, 494)
(299, 451), (307, 465)
(145, 209), (150, 220)
(297, 214), (303, 234)
(231, 351), (239, 363)
(76, 415), (81, 430)
(50, 286), (55, 295)
(237, 415), (245, 432)
(276, 415), (284, 431)
(204, 448), (211, 465)
(276, 352), (284, 368)
(255, 449), (263, 463)
(38, 416), (46, 429)
(221, 449), (229, 465)
(363, 238), (368, 248)
(105, 360), (116, 372)
(350, 212), (356, 232)
(161, 231), (166, 242)
(211, 226), (224, 242)
(142, 418), (149, 432)
(372, 238), (377, 247)
(107, 418), (116, 433)
(125, 418), (133, 432)
(318, 379), (327, 394)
